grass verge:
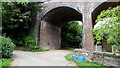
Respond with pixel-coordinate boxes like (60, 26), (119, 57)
(75, 60), (107, 68)
(65, 54), (75, 61)
(15, 46), (46, 52)
(0, 58), (13, 68)
(65, 54), (113, 68)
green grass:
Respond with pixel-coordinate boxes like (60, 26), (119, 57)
(75, 60), (104, 66)
(0, 58), (13, 68)
(15, 46), (46, 52)
(75, 60), (113, 68)
(65, 54), (75, 61)
(65, 54), (112, 68)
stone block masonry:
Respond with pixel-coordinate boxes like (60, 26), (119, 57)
(74, 49), (120, 67)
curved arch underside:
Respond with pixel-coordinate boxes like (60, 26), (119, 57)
(40, 7), (82, 50)
(42, 7), (82, 27)
(92, 2), (120, 26)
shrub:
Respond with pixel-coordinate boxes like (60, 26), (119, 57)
(15, 45), (45, 52)
(0, 36), (15, 58)
(0, 58), (13, 67)
(24, 36), (36, 47)
(29, 45), (41, 50)
(27, 45), (44, 52)
(12, 38), (24, 46)
(14, 36), (45, 52)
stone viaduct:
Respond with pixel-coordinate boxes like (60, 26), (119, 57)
(35, 0), (120, 51)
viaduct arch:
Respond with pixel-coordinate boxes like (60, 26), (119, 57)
(35, 0), (120, 51)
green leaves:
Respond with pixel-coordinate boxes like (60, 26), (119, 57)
(24, 36), (36, 47)
(1, 58), (13, 67)
(96, 6), (120, 23)
(65, 54), (74, 61)
(2, 2), (32, 30)
(0, 36), (15, 58)
(2, 2), (39, 46)
(61, 21), (82, 48)
(92, 6), (120, 46)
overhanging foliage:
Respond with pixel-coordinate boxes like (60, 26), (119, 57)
(92, 6), (120, 46)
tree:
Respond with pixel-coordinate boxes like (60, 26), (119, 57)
(61, 21), (82, 49)
(2, 2), (42, 46)
(92, 6), (120, 46)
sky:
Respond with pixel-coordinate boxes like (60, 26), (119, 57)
(78, 21), (82, 25)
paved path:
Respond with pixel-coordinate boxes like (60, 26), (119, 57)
(11, 50), (77, 66)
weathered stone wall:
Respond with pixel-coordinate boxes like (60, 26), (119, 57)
(40, 21), (61, 50)
(74, 49), (120, 67)
(93, 52), (120, 66)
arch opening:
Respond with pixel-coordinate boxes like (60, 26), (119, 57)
(92, 2), (120, 27)
(42, 7), (82, 27)
(61, 20), (83, 49)
(40, 6), (82, 50)
(92, 2), (120, 52)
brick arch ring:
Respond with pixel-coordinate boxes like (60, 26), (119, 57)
(40, 3), (83, 21)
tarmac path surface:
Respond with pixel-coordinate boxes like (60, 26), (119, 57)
(11, 50), (77, 67)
